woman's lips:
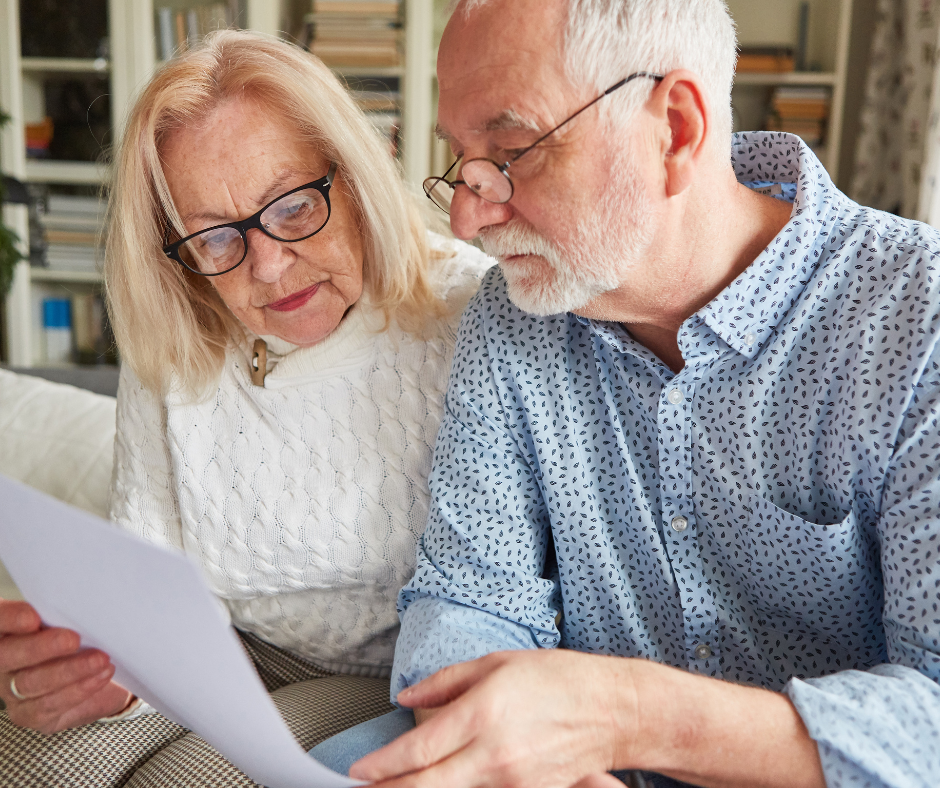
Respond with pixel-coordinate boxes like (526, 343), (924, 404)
(267, 283), (321, 312)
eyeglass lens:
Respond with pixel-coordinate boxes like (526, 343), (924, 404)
(461, 159), (513, 203)
(424, 160), (514, 215)
(425, 177), (456, 213)
(178, 186), (331, 274)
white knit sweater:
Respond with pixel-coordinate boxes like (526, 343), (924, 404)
(109, 236), (492, 676)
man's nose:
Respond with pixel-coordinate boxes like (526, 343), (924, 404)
(246, 229), (294, 283)
(449, 186), (513, 241)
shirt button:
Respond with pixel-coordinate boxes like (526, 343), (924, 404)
(670, 516), (689, 533)
(744, 332), (757, 347)
(667, 388), (684, 405)
(694, 643), (712, 660)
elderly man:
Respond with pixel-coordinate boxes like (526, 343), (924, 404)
(315, 0), (940, 786)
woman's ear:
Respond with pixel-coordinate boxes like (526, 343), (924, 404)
(649, 70), (710, 198)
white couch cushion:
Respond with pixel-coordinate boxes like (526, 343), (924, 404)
(0, 368), (116, 518)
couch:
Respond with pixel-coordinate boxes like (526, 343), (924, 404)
(0, 367), (118, 601)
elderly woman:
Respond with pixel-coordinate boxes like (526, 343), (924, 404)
(0, 30), (490, 787)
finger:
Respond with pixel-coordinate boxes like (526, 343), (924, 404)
(397, 653), (503, 709)
(6, 648), (111, 701)
(352, 690), (485, 781)
(413, 707), (442, 725)
(356, 739), (481, 788)
(571, 772), (632, 788)
(8, 666), (115, 734)
(0, 627), (82, 674)
(0, 600), (42, 636)
(51, 680), (133, 733)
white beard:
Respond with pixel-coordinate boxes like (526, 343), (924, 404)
(480, 146), (655, 316)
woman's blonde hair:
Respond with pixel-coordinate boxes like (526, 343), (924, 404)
(105, 29), (442, 396)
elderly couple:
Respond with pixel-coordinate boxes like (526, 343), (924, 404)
(0, 1), (938, 786)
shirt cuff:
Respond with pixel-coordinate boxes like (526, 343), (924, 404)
(96, 696), (156, 724)
(784, 663), (940, 787)
(391, 594), (542, 705)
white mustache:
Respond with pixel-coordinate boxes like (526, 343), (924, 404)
(481, 223), (564, 266)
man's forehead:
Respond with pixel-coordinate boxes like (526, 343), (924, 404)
(436, 0), (569, 140)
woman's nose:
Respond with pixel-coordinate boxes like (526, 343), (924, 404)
(449, 186), (513, 241)
(246, 229), (294, 283)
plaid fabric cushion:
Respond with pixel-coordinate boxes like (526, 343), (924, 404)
(0, 630), (393, 787)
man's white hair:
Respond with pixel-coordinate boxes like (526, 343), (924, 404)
(450, 0), (738, 142)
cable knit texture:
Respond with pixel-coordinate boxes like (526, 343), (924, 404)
(109, 235), (493, 676)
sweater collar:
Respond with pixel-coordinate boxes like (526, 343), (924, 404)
(247, 294), (387, 388)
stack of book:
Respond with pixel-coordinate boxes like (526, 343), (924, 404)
(766, 87), (830, 150)
(736, 46), (795, 74)
(350, 82), (401, 156)
(71, 290), (110, 365)
(40, 195), (105, 273)
(309, 1), (401, 67)
(156, 3), (239, 61)
(32, 288), (111, 365)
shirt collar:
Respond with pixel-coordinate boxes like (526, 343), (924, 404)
(692, 132), (839, 361)
(580, 132), (840, 364)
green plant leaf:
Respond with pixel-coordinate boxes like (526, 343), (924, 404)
(0, 107), (26, 297)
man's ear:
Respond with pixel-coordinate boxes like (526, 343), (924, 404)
(649, 70), (709, 198)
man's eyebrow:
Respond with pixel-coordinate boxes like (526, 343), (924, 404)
(480, 110), (542, 134)
(181, 169), (304, 226)
(435, 110), (543, 144)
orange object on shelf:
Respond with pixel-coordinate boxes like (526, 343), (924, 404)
(737, 53), (795, 74)
(25, 117), (53, 146)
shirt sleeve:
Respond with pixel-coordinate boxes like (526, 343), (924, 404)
(108, 363), (185, 551)
(392, 291), (562, 695)
(785, 348), (940, 787)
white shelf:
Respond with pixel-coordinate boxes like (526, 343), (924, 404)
(734, 71), (838, 87)
(728, 0), (853, 181)
(25, 160), (110, 185)
(333, 66), (406, 79)
(2, 0), (437, 368)
(30, 269), (103, 284)
(21, 57), (110, 74)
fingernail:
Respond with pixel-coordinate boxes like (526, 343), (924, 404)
(348, 763), (368, 780)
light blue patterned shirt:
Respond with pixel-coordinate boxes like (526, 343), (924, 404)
(393, 133), (940, 788)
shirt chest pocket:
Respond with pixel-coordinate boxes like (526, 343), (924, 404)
(739, 494), (883, 641)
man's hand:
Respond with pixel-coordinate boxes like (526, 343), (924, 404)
(351, 650), (633, 788)
(0, 598), (132, 734)
(350, 649), (827, 788)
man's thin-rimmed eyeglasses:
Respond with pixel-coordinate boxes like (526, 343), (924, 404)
(423, 73), (664, 214)
(163, 161), (338, 276)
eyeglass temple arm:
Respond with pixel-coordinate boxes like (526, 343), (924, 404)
(439, 157), (460, 179)
(509, 71), (665, 166)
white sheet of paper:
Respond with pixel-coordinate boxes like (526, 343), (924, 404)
(0, 473), (365, 788)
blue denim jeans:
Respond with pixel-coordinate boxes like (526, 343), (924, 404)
(308, 709), (416, 777)
(308, 710), (689, 788)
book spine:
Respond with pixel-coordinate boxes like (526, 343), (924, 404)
(158, 7), (175, 61)
(795, 1), (810, 72)
(187, 9), (200, 47)
(175, 12), (187, 53)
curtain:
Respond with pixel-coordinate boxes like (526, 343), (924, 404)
(851, 0), (940, 220)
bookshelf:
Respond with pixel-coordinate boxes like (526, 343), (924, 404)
(727, 0), (853, 181)
(1, 0), (438, 367)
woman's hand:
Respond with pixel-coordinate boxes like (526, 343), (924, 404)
(0, 598), (133, 734)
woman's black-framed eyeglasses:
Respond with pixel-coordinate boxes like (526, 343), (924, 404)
(423, 73), (664, 214)
(163, 161), (338, 276)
